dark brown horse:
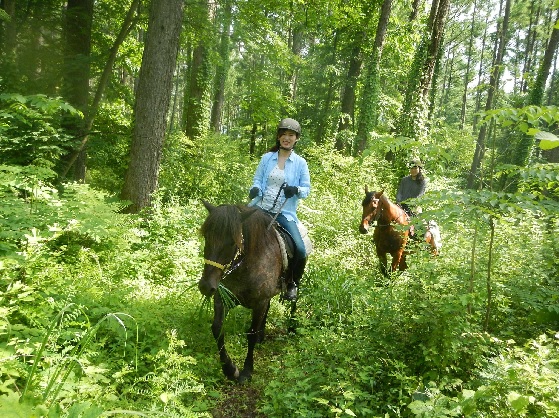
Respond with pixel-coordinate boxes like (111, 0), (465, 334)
(198, 201), (293, 383)
(359, 187), (410, 275)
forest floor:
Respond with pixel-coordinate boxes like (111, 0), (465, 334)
(211, 384), (266, 418)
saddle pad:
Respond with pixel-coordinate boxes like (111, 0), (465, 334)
(273, 228), (290, 272)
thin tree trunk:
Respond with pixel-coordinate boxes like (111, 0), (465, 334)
(484, 217), (495, 331)
(521, 0), (540, 93)
(472, 10), (490, 134)
(210, 0), (232, 133)
(460, 0), (477, 130)
(514, 10), (559, 166)
(355, 0), (393, 154)
(315, 31), (338, 144)
(467, 226), (477, 316)
(467, 0), (511, 189)
(336, 42), (363, 150)
(183, 0), (213, 139)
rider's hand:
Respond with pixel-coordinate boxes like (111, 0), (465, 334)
(249, 187), (260, 199)
(283, 185), (299, 199)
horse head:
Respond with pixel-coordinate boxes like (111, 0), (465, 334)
(359, 187), (384, 234)
(198, 201), (255, 297)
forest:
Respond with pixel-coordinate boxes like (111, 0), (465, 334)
(1, 0), (559, 416)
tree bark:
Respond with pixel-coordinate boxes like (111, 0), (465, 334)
(515, 10), (559, 166)
(460, 0), (477, 130)
(398, 0), (449, 141)
(60, 0), (140, 180)
(121, 0), (185, 213)
(210, 0), (232, 133)
(467, 0), (511, 189)
(355, 0), (393, 154)
(61, 0), (94, 182)
(336, 42), (363, 150)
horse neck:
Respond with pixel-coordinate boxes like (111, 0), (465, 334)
(377, 196), (405, 224)
(242, 212), (274, 256)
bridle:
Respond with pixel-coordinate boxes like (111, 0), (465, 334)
(204, 235), (244, 277)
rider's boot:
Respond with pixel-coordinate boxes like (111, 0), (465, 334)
(285, 258), (307, 301)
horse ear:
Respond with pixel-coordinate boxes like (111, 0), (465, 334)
(379, 190), (384, 197)
(365, 185), (369, 193)
(240, 207), (258, 222)
(202, 200), (215, 212)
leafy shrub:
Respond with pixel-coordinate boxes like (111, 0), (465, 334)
(0, 93), (81, 168)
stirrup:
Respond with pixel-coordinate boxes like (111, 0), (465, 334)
(284, 283), (298, 301)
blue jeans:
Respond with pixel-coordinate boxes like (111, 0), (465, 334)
(276, 213), (306, 260)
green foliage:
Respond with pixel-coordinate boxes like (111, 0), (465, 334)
(159, 130), (255, 203)
(1, 135), (559, 417)
(0, 94), (82, 168)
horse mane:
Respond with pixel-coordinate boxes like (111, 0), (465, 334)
(200, 204), (244, 249)
(200, 205), (275, 257)
(239, 206), (275, 257)
(377, 193), (408, 224)
(362, 191), (376, 207)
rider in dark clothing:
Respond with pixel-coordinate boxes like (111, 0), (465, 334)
(396, 159), (426, 237)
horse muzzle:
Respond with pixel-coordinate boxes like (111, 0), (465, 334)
(198, 277), (217, 297)
(359, 223), (369, 234)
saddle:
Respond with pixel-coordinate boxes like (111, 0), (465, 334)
(273, 222), (295, 272)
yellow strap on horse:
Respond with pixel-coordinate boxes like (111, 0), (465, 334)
(204, 259), (227, 270)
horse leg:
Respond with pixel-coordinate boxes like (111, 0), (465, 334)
(287, 299), (298, 333)
(399, 252), (408, 271)
(256, 300), (271, 343)
(212, 295), (239, 380)
(377, 251), (389, 276)
(391, 248), (408, 272)
(238, 300), (270, 384)
(391, 251), (400, 272)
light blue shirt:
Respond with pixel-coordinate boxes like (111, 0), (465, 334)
(248, 150), (311, 222)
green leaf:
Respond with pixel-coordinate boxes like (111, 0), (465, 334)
(536, 131), (559, 150)
(508, 392), (534, 412)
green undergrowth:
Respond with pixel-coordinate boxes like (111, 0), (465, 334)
(1, 138), (559, 417)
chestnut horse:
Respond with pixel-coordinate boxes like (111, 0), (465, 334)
(359, 188), (410, 275)
(198, 201), (294, 383)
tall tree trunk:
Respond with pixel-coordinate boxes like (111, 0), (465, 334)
(183, 2), (212, 139)
(314, 31), (338, 144)
(286, 2), (305, 101)
(60, 0), (140, 180)
(460, 0), (477, 130)
(355, 0), (393, 154)
(121, 0), (184, 213)
(472, 10), (490, 134)
(61, 0), (94, 182)
(210, 0), (232, 133)
(546, 51), (557, 105)
(398, 0), (449, 142)
(514, 10), (559, 166)
(0, 0), (17, 55)
(521, 0), (540, 93)
(335, 42), (363, 151)
(467, 0), (511, 189)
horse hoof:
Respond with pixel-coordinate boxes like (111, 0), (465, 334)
(237, 371), (252, 384)
(223, 364), (240, 381)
